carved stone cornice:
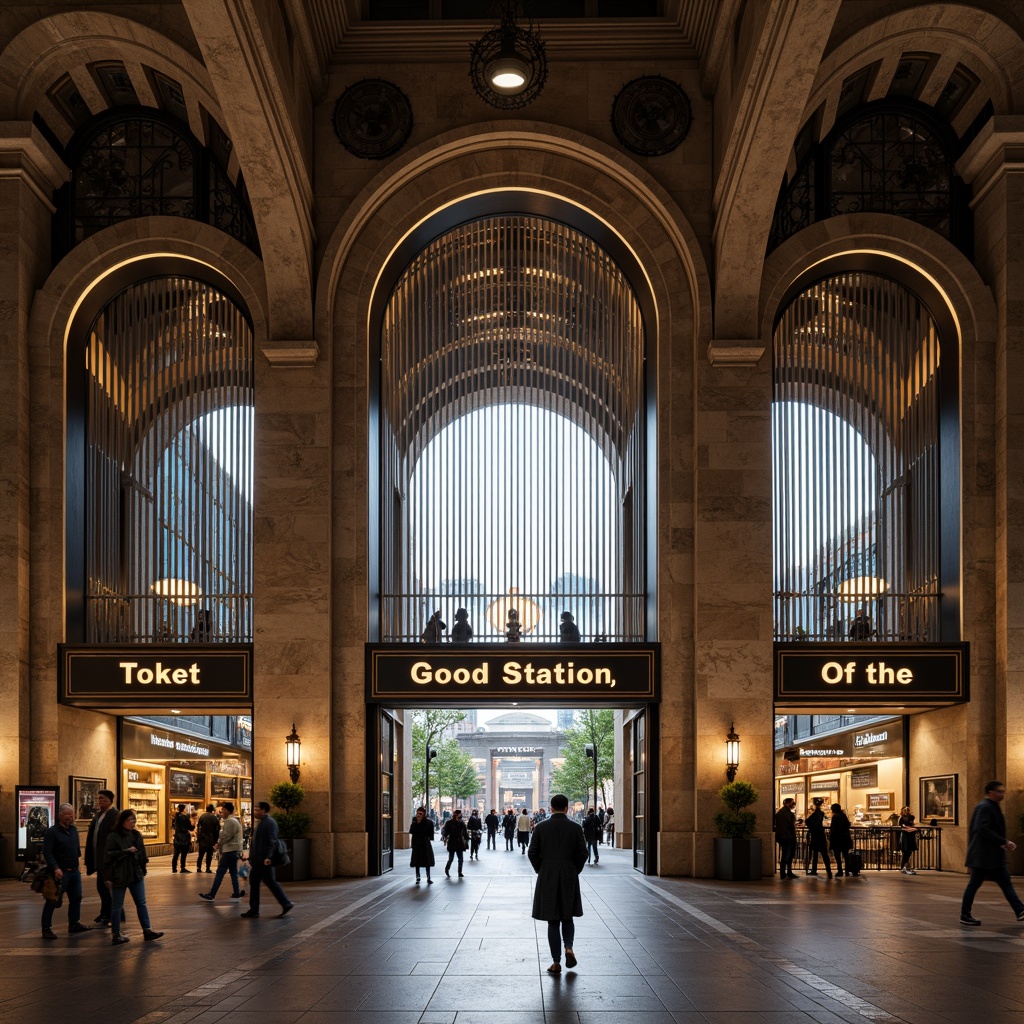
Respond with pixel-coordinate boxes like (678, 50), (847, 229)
(0, 123), (69, 212)
(261, 340), (320, 367)
(707, 340), (765, 366)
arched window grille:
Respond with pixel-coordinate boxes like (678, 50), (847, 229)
(769, 100), (971, 254)
(773, 271), (957, 642)
(53, 109), (259, 263)
(83, 277), (254, 643)
(378, 215), (647, 642)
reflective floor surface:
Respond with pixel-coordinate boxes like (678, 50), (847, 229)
(1, 843), (1023, 1024)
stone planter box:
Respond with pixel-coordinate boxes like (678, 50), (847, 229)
(274, 837), (311, 882)
(713, 837), (762, 881)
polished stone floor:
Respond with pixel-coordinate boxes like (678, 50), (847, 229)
(2, 842), (1024, 1024)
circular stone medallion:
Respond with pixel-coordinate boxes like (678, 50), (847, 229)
(333, 79), (413, 160)
(611, 75), (692, 157)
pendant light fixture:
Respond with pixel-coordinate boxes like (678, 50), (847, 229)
(469, 0), (548, 110)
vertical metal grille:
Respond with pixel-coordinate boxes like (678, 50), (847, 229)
(85, 277), (254, 642)
(379, 215), (646, 642)
(773, 272), (942, 641)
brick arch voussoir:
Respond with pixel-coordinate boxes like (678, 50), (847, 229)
(805, 4), (1023, 126)
(0, 12), (219, 126)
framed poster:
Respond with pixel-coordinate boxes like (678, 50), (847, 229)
(920, 774), (958, 824)
(210, 775), (236, 799)
(168, 770), (204, 797)
(240, 778), (253, 799)
(15, 785), (60, 858)
(867, 792), (894, 811)
(70, 776), (106, 823)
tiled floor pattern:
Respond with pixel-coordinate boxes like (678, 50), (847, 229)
(2, 845), (1024, 1023)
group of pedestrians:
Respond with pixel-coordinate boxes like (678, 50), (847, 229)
(37, 792), (293, 943)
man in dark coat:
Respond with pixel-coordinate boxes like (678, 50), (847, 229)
(171, 803), (193, 873)
(582, 808), (601, 864)
(774, 797), (798, 879)
(85, 789), (121, 926)
(484, 808), (500, 850)
(41, 803), (91, 939)
(528, 793), (588, 975)
(195, 803), (221, 873)
(960, 780), (1024, 925)
(241, 801), (294, 918)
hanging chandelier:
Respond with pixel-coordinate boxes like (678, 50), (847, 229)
(469, 0), (548, 111)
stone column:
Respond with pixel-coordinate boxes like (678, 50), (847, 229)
(0, 125), (66, 872)
(693, 342), (774, 877)
(253, 342), (332, 875)
(958, 118), (1024, 856)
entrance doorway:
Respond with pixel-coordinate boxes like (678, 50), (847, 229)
(366, 702), (658, 876)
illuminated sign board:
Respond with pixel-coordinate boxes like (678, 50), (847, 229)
(366, 644), (659, 702)
(58, 644), (253, 708)
(774, 643), (968, 707)
(16, 785), (60, 858)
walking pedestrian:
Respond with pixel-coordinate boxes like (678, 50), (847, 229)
(199, 802), (245, 902)
(596, 807), (605, 845)
(804, 797), (832, 877)
(503, 809), (516, 851)
(104, 809), (164, 945)
(582, 808), (601, 864)
(485, 808), (500, 850)
(517, 807), (532, 854)
(960, 781), (1024, 925)
(171, 803), (193, 873)
(40, 803), (90, 939)
(241, 801), (295, 918)
(828, 803), (853, 876)
(195, 803), (221, 873)
(604, 806), (615, 845)
(775, 797), (798, 879)
(409, 806), (435, 884)
(84, 789), (121, 927)
(528, 793), (588, 975)
(897, 806), (919, 874)
(442, 808), (469, 877)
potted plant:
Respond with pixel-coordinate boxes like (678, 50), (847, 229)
(269, 781), (312, 882)
(713, 780), (762, 881)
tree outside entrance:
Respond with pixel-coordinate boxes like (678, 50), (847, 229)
(550, 709), (615, 809)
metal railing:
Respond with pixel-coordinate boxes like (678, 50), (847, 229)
(783, 825), (942, 872)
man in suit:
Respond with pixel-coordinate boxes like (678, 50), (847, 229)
(85, 789), (121, 926)
(960, 780), (1024, 925)
(240, 801), (294, 918)
(528, 793), (588, 975)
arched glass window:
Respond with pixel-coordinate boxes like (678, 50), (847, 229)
(81, 277), (254, 643)
(772, 271), (958, 642)
(53, 109), (259, 263)
(377, 214), (647, 642)
(769, 100), (970, 254)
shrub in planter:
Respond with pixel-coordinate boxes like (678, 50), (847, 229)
(713, 780), (758, 839)
(713, 780), (761, 881)
(269, 781), (312, 839)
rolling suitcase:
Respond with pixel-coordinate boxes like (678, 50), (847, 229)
(845, 849), (863, 875)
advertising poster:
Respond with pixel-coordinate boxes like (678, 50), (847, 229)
(16, 786), (60, 858)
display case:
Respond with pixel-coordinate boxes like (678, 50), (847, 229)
(123, 763), (165, 841)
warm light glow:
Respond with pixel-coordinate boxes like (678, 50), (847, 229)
(485, 587), (542, 634)
(836, 575), (889, 601)
(491, 66), (527, 90)
(725, 723), (740, 781)
(285, 723), (301, 782)
(151, 577), (202, 606)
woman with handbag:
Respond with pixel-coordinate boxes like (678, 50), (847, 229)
(409, 806), (435, 884)
(441, 808), (469, 877)
(103, 809), (164, 945)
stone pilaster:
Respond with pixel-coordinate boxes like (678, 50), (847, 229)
(253, 354), (333, 875)
(958, 118), (1024, 845)
(0, 124), (66, 873)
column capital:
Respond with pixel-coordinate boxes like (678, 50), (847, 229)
(706, 340), (766, 366)
(260, 340), (320, 367)
(956, 116), (1024, 206)
(0, 123), (69, 212)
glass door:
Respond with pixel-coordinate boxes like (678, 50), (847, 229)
(632, 712), (646, 873)
(380, 712), (395, 873)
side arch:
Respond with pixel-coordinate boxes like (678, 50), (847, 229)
(27, 217), (268, 646)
